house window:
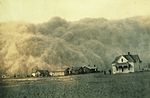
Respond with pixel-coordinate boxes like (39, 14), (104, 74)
(121, 58), (123, 62)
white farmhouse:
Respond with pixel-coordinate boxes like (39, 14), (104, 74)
(112, 52), (142, 74)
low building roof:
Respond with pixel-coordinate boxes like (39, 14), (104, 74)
(70, 67), (83, 71)
(36, 70), (49, 73)
(82, 65), (97, 69)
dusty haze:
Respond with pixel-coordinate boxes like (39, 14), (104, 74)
(0, 16), (150, 76)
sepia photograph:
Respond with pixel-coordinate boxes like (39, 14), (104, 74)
(0, 0), (150, 98)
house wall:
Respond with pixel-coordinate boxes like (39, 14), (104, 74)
(112, 66), (133, 74)
(31, 73), (36, 77)
(53, 71), (64, 76)
(112, 66), (130, 74)
(128, 62), (134, 72)
(112, 62), (134, 74)
(134, 62), (141, 71)
(112, 66), (117, 74)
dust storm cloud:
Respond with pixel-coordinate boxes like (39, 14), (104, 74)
(0, 16), (150, 76)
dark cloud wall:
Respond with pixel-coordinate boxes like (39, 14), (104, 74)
(0, 16), (150, 76)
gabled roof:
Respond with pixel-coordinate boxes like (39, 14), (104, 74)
(123, 55), (135, 62)
(130, 55), (141, 62)
(112, 53), (141, 64)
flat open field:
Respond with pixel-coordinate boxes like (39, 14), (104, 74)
(0, 72), (150, 98)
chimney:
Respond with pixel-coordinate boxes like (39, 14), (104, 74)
(128, 52), (131, 55)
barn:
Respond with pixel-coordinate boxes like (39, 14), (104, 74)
(112, 52), (142, 74)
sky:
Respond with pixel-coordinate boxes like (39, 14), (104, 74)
(0, 0), (150, 23)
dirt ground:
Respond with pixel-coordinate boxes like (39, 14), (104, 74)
(0, 72), (150, 98)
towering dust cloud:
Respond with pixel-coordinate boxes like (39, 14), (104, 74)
(0, 16), (150, 76)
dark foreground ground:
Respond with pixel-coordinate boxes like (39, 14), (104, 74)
(0, 72), (150, 98)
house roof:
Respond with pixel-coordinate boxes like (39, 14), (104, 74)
(112, 54), (141, 64)
(130, 55), (141, 62)
(123, 55), (135, 62)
